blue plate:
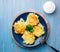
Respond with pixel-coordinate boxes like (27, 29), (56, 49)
(10, 10), (50, 48)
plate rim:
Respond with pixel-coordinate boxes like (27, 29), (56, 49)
(10, 9), (50, 48)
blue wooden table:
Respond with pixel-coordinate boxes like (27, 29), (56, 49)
(0, 0), (60, 52)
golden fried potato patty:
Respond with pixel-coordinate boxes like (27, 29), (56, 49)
(22, 31), (35, 44)
(33, 23), (45, 37)
(26, 13), (39, 25)
(14, 18), (26, 34)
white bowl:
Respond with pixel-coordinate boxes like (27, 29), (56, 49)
(43, 1), (56, 14)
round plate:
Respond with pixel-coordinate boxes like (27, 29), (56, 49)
(10, 10), (50, 48)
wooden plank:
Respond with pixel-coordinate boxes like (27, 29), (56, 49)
(0, 0), (60, 52)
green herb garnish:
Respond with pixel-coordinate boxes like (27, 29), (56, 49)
(26, 25), (34, 33)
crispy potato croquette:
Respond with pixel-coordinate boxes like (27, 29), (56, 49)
(22, 31), (35, 44)
(14, 18), (26, 34)
(33, 23), (45, 37)
(26, 13), (39, 25)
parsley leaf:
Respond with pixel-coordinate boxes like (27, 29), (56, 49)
(26, 25), (34, 33)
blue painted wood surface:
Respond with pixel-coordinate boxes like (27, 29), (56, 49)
(0, 0), (60, 52)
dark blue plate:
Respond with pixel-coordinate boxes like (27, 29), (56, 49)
(10, 10), (50, 48)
